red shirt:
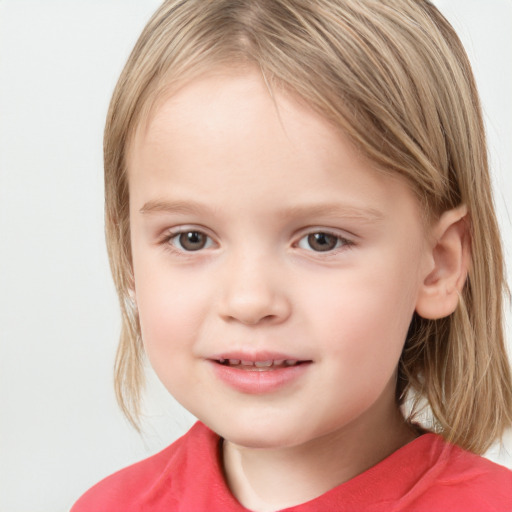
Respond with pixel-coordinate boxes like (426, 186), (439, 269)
(72, 422), (512, 511)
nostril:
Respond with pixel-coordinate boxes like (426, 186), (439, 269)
(238, 313), (277, 326)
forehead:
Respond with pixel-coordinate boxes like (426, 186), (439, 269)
(130, 67), (336, 162)
(129, 66), (360, 182)
(127, 67), (422, 226)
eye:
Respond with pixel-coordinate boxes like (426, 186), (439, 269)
(168, 230), (214, 252)
(297, 232), (350, 252)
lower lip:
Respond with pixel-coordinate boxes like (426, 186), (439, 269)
(209, 361), (310, 394)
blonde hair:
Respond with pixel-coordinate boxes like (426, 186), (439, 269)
(104, 0), (512, 453)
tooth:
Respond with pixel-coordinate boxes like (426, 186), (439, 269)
(241, 360), (254, 366)
(285, 360), (298, 366)
(229, 359), (241, 365)
(273, 360), (285, 366)
(254, 360), (273, 367)
(218, 358), (226, 364)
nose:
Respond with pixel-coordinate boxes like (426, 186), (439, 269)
(218, 252), (292, 326)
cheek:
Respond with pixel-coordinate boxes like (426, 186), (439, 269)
(306, 253), (421, 373)
(134, 268), (211, 403)
(134, 262), (210, 358)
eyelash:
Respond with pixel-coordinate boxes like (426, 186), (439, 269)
(295, 231), (354, 253)
(161, 229), (215, 254)
(160, 228), (355, 255)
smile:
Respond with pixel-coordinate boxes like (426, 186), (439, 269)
(210, 355), (312, 394)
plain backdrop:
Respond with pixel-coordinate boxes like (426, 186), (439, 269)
(0, 1), (511, 511)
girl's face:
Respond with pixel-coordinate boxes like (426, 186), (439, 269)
(128, 67), (432, 449)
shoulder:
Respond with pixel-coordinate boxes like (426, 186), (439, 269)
(405, 434), (512, 512)
(70, 422), (216, 512)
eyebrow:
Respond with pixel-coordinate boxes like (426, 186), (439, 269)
(140, 199), (212, 216)
(139, 199), (384, 223)
(282, 203), (384, 223)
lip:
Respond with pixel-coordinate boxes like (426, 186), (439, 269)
(210, 350), (306, 362)
(208, 351), (312, 394)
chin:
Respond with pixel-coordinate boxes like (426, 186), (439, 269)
(224, 430), (302, 450)
(202, 414), (317, 450)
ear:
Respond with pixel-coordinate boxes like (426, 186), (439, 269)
(415, 205), (471, 320)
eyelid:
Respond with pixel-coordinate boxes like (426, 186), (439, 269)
(160, 225), (218, 253)
(293, 228), (356, 252)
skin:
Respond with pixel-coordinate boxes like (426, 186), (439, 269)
(128, 67), (468, 511)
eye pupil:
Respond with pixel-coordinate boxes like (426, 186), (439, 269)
(308, 233), (337, 252)
(179, 231), (206, 251)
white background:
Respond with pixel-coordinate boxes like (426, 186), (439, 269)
(0, 1), (511, 511)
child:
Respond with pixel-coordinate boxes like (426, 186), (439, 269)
(72, 0), (512, 510)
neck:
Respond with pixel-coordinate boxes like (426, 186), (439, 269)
(222, 396), (417, 511)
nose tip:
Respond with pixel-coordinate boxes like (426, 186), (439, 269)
(218, 264), (291, 326)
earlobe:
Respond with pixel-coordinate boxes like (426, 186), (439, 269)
(415, 205), (471, 320)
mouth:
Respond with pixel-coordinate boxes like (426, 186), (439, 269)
(215, 358), (306, 370)
(210, 354), (312, 393)
(213, 357), (312, 372)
